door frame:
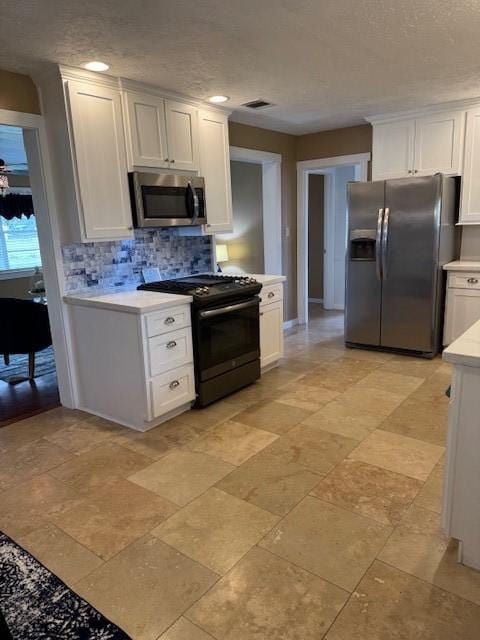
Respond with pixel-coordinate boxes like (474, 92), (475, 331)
(0, 108), (76, 406)
(296, 152), (370, 324)
(228, 146), (282, 275)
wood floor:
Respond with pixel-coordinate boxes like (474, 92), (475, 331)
(0, 372), (60, 428)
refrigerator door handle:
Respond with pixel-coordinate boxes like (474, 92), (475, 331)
(381, 207), (390, 280)
(376, 208), (384, 280)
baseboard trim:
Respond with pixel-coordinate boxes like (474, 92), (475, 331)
(308, 298), (323, 303)
(283, 318), (298, 330)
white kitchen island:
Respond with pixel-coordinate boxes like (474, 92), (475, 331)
(442, 318), (480, 570)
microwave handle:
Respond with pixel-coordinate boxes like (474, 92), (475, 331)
(187, 181), (200, 222)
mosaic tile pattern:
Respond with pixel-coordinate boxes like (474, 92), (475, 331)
(62, 229), (212, 293)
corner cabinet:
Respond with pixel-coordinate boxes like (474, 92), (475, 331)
(198, 110), (233, 233)
(66, 80), (133, 240)
(371, 109), (465, 181)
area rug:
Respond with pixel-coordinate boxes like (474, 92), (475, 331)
(0, 345), (56, 382)
(0, 532), (132, 640)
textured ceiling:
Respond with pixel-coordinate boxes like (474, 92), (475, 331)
(2, 1), (480, 134)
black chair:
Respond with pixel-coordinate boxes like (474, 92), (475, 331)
(0, 298), (52, 384)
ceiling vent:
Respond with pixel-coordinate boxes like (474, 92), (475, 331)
(242, 99), (274, 110)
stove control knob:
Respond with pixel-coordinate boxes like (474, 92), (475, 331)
(202, 287), (210, 293)
(195, 287), (203, 294)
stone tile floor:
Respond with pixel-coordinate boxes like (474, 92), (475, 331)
(1, 307), (480, 639)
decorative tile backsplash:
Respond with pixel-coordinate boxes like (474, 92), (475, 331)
(62, 229), (212, 293)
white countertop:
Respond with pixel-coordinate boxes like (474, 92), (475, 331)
(443, 318), (480, 367)
(64, 290), (192, 314)
(443, 260), (480, 272)
(64, 273), (285, 313)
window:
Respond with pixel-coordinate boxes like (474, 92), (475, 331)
(0, 214), (41, 272)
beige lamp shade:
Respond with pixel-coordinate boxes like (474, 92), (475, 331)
(215, 243), (229, 263)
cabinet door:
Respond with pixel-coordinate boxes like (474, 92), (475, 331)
(66, 80), (133, 240)
(459, 107), (480, 224)
(372, 120), (415, 180)
(260, 301), (283, 368)
(125, 92), (169, 168)
(164, 100), (199, 171)
(414, 110), (465, 177)
(444, 288), (480, 345)
(198, 110), (233, 233)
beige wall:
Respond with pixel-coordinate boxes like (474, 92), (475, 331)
(0, 69), (40, 114)
(223, 161), (264, 274)
(297, 124), (372, 161)
(308, 175), (324, 300)
(228, 122), (297, 320)
(0, 276), (32, 299)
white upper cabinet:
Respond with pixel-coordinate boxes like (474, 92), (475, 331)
(372, 119), (415, 180)
(124, 92), (169, 168)
(371, 109), (465, 181)
(198, 109), (233, 233)
(164, 100), (199, 171)
(66, 79), (133, 240)
(414, 110), (464, 176)
(459, 107), (480, 224)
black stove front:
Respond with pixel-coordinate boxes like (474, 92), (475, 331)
(138, 274), (262, 406)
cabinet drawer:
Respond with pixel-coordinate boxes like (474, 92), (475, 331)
(145, 305), (191, 337)
(149, 365), (195, 418)
(260, 283), (283, 306)
(448, 273), (480, 290)
(147, 327), (193, 377)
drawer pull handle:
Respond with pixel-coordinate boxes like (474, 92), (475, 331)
(467, 278), (478, 284)
(267, 291), (275, 298)
(166, 340), (177, 349)
(169, 380), (180, 390)
(164, 316), (175, 325)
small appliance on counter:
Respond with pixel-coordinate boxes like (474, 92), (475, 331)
(138, 274), (262, 406)
(129, 172), (207, 227)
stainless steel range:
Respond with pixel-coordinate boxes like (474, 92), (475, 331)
(138, 274), (262, 406)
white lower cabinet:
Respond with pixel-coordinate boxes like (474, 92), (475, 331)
(260, 283), (284, 370)
(444, 271), (480, 345)
(67, 299), (195, 431)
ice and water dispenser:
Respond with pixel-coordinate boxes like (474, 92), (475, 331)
(348, 229), (376, 261)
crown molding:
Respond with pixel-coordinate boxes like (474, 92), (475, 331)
(366, 96), (480, 124)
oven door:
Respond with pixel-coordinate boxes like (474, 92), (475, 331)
(195, 297), (260, 382)
(130, 172), (206, 227)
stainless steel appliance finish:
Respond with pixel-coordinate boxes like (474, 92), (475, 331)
(345, 174), (456, 357)
(129, 172), (207, 227)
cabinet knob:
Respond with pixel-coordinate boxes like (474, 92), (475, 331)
(407, 170), (413, 174)
(164, 316), (175, 325)
(268, 291), (275, 298)
(467, 277), (478, 284)
(166, 340), (177, 349)
(170, 159), (175, 163)
(127, 226), (133, 231)
(169, 380), (180, 390)
(414, 169), (418, 174)
(164, 158), (169, 162)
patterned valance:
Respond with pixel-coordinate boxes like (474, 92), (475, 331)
(0, 193), (34, 220)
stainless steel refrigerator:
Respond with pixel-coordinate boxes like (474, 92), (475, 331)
(345, 174), (457, 358)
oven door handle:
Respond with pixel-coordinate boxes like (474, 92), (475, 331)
(186, 181), (200, 223)
(199, 298), (259, 319)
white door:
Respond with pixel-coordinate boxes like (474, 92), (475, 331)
(260, 301), (283, 368)
(66, 79), (133, 240)
(459, 107), (480, 224)
(414, 110), (465, 176)
(372, 119), (415, 180)
(198, 110), (233, 233)
(124, 92), (169, 168)
(444, 288), (480, 345)
(165, 100), (199, 171)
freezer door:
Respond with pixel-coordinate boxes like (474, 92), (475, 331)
(381, 175), (442, 353)
(345, 180), (385, 346)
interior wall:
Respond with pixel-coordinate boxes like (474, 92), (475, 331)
(221, 160), (264, 274)
(0, 276), (32, 299)
(0, 69), (41, 114)
(297, 124), (372, 162)
(228, 122), (297, 320)
(332, 165), (355, 310)
(308, 174), (324, 300)
(461, 227), (480, 260)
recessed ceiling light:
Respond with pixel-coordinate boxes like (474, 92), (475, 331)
(208, 95), (229, 104)
(84, 61), (110, 72)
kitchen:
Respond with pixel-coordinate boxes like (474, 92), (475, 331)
(1, 3), (480, 640)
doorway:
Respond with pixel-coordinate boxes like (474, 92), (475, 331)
(215, 146), (282, 276)
(297, 153), (370, 326)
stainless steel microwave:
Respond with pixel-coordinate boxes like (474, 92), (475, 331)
(129, 172), (207, 227)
